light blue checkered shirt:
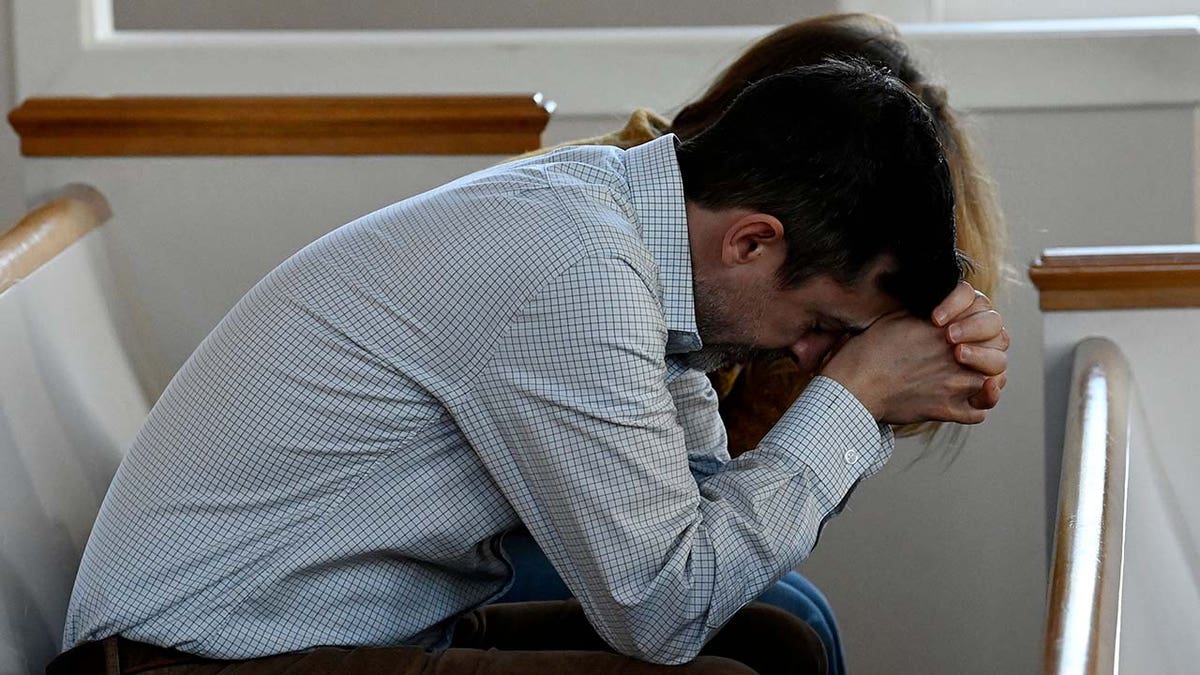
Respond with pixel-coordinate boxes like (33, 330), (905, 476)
(64, 135), (893, 664)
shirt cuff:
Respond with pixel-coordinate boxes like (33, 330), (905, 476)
(756, 375), (895, 510)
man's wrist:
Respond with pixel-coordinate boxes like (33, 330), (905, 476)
(817, 365), (884, 422)
(761, 376), (894, 470)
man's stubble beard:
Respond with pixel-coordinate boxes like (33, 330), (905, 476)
(687, 275), (792, 372)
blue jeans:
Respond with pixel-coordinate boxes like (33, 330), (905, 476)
(496, 529), (845, 675)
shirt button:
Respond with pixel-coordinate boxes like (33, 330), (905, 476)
(844, 449), (861, 465)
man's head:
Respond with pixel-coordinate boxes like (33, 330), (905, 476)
(676, 58), (964, 372)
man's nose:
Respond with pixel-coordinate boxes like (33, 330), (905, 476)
(790, 333), (841, 374)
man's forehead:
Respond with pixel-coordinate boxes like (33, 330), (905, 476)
(821, 306), (891, 334)
(837, 260), (903, 326)
(819, 312), (871, 334)
(818, 283), (902, 333)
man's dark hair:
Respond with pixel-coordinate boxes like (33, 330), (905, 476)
(675, 58), (965, 317)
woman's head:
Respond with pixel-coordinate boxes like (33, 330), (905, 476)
(674, 15), (919, 139)
(671, 13), (1002, 300)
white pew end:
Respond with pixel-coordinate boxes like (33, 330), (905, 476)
(0, 185), (149, 674)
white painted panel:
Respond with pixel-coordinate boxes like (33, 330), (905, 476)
(1044, 310), (1200, 512)
(1119, 400), (1200, 673)
(0, 296), (84, 675)
(0, 232), (150, 674)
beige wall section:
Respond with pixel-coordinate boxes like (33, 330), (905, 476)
(112, 0), (837, 31)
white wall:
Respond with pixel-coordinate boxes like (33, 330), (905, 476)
(8, 3), (1200, 674)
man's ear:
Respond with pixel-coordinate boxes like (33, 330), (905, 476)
(721, 212), (785, 267)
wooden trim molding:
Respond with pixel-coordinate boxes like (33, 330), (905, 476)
(1043, 337), (1131, 675)
(0, 184), (111, 293)
(7, 95), (553, 157)
(1029, 244), (1200, 311)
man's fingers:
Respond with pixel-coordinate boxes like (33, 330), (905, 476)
(937, 399), (989, 425)
(968, 376), (1004, 410)
(932, 281), (979, 326)
(992, 326), (1011, 351)
(946, 309), (1004, 345)
(963, 327), (1010, 352)
(955, 343), (1007, 376)
(958, 406), (989, 425)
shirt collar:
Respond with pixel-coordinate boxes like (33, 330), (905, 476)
(622, 135), (702, 354)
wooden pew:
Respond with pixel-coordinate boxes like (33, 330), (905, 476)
(1042, 336), (1130, 674)
(1032, 246), (1200, 674)
(0, 185), (150, 674)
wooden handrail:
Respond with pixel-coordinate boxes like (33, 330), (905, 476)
(7, 95), (553, 157)
(1043, 337), (1131, 675)
(0, 184), (112, 293)
(1029, 244), (1200, 310)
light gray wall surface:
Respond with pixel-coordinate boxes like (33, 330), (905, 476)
(113, 0), (837, 31)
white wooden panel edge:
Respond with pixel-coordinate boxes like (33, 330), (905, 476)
(0, 231), (149, 674)
(12, 1), (1200, 116)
